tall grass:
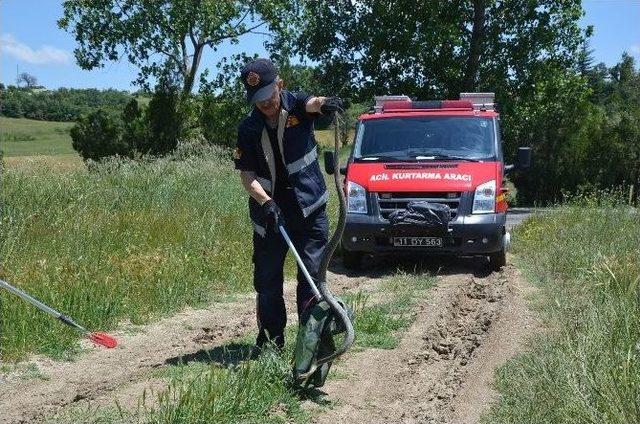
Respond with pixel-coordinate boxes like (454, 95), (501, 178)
(0, 146), (256, 359)
(485, 200), (640, 423)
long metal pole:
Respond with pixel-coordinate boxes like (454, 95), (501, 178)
(278, 225), (323, 301)
(0, 279), (86, 331)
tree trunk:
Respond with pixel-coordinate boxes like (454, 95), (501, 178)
(182, 43), (204, 96)
(462, 0), (486, 92)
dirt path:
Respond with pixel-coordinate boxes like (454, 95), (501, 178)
(0, 256), (537, 424)
(0, 269), (371, 424)
(307, 262), (538, 424)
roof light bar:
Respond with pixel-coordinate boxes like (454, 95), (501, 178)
(459, 92), (495, 111)
(374, 95), (411, 113)
(373, 94), (495, 113)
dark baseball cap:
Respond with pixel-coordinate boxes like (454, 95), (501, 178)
(240, 58), (278, 104)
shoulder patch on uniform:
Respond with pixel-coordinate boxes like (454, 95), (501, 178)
(286, 115), (300, 128)
(246, 71), (260, 87)
(233, 148), (242, 160)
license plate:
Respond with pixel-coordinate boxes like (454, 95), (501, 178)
(393, 237), (443, 247)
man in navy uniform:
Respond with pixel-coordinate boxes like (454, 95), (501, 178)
(234, 58), (343, 349)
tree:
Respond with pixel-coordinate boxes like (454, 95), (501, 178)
(59, 0), (289, 96)
(274, 0), (590, 101)
(16, 72), (38, 88)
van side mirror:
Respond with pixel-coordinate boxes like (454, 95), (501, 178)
(517, 147), (532, 169)
(505, 146), (532, 173)
(324, 150), (347, 175)
(324, 150), (335, 175)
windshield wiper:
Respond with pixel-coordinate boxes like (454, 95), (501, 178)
(356, 155), (412, 162)
(406, 151), (481, 162)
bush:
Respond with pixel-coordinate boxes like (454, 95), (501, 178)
(121, 98), (150, 156)
(200, 87), (248, 148)
(146, 83), (180, 155)
(70, 109), (130, 161)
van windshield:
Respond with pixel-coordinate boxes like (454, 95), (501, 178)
(353, 116), (496, 161)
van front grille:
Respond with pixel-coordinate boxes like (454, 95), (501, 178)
(376, 192), (461, 220)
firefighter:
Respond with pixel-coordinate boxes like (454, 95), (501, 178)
(234, 58), (343, 349)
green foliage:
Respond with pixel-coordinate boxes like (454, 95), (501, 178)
(121, 98), (149, 156)
(485, 204), (640, 424)
(200, 90), (247, 148)
(146, 83), (181, 156)
(0, 86), (132, 121)
(70, 109), (129, 161)
(510, 54), (640, 204)
(58, 0), (290, 95)
(275, 0), (588, 100)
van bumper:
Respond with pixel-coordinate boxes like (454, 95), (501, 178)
(342, 212), (507, 255)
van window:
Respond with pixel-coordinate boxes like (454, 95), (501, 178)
(354, 117), (496, 161)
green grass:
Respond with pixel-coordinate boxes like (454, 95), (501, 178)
(0, 117), (345, 160)
(0, 146), (258, 360)
(145, 350), (308, 424)
(484, 200), (640, 424)
(0, 117), (75, 157)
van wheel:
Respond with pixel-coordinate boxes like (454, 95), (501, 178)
(488, 248), (506, 272)
(342, 250), (363, 269)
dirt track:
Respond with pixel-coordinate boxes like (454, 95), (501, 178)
(0, 254), (536, 424)
(308, 260), (537, 424)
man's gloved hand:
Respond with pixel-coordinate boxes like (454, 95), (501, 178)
(321, 97), (344, 115)
(262, 199), (283, 233)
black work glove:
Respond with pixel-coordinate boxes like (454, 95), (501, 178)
(262, 199), (283, 234)
(321, 96), (344, 115)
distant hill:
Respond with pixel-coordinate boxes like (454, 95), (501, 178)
(0, 86), (134, 122)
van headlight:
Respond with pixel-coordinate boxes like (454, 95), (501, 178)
(472, 180), (496, 214)
(347, 181), (368, 214)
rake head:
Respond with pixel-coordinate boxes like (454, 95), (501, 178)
(88, 332), (118, 349)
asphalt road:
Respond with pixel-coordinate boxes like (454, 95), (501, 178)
(506, 207), (536, 230)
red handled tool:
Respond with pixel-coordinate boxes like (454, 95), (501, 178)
(0, 278), (117, 349)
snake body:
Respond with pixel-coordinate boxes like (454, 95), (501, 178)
(313, 112), (355, 364)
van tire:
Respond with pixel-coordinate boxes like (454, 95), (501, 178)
(342, 250), (363, 269)
(488, 248), (506, 271)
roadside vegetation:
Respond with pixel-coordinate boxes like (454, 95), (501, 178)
(485, 195), (640, 424)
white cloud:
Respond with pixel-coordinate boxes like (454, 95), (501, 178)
(0, 33), (71, 65)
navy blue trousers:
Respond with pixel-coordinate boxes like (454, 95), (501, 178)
(253, 188), (328, 348)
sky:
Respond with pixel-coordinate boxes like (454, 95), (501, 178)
(0, 0), (638, 91)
